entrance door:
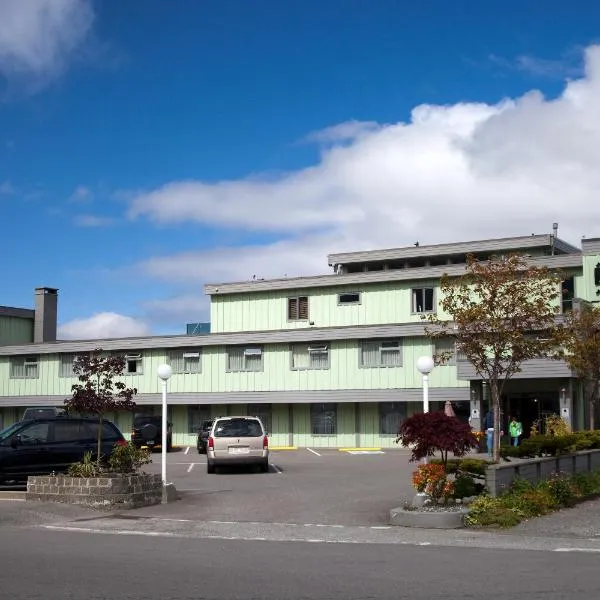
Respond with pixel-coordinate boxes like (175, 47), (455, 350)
(504, 393), (559, 439)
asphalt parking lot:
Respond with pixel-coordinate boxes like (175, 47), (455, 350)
(136, 446), (416, 526)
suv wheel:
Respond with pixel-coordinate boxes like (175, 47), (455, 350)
(207, 461), (215, 474)
(260, 459), (269, 473)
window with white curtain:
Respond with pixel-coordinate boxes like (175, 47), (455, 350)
(311, 403), (337, 435)
(433, 337), (456, 365)
(359, 340), (402, 368)
(291, 343), (330, 370)
(168, 349), (201, 374)
(10, 356), (39, 379)
(379, 402), (407, 435)
(227, 346), (263, 372)
(59, 353), (77, 378)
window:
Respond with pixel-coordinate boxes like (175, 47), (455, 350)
(291, 343), (330, 370)
(338, 292), (361, 305)
(213, 418), (263, 437)
(412, 287), (435, 313)
(188, 406), (212, 434)
(227, 346), (263, 372)
(379, 403), (407, 435)
(16, 422), (49, 444)
(59, 354), (77, 378)
(248, 403), (272, 433)
(433, 337), (456, 365)
(561, 276), (575, 312)
(288, 296), (309, 320)
(10, 355), (39, 379)
(87, 421), (122, 442)
(168, 349), (201, 374)
(51, 421), (91, 443)
(359, 340), (402, 368)
(124, 353), (143, 375)
(311, 403), (337, 435)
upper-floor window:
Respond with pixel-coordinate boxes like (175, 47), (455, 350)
(561, 276), (574, 312)
(412, 287), (435, 313)
(124, 353), (143, 375)
(433, 337), (456, 365)
(288, 296), (309, 321)
(359, 340), (402, 368)
(227, 346), (263, 372)
(168, 349), (201, 374)
(10, 355), (39, 379)
(338, 292), (361, 305)
(291, 343), (330, 370)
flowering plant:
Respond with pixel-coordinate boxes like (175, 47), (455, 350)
(411, 463), (454, 500)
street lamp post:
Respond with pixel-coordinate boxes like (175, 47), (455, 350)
(157, 364), (173, 486)
(416, 356), (435, 414)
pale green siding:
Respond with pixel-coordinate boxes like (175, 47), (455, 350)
(0, 316), (33, 346)
(358, 401), (423, 448)
(0, 338), (466, 397)
(210, 281), (447, 333)
(581, 255), (600, 301)
(291, 403), (356, 448)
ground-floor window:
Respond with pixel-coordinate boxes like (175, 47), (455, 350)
(187, 405), (212, 434)
(311, 403), (337, 435)
(379, 402), (406, 435)
(247, 403), (272, 434)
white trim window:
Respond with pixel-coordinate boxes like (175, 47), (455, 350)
(288, 296), (309, 321)
(411, 287), (435, 313)
(359, 340), (402, 368)
(433, 337), (456, 365)
(124, 353), (143, 375)
(168, 349), (201, 374)
(227, 346), (263, 372)
(291, 343), (330, 370)
(10, 355), (39, 379)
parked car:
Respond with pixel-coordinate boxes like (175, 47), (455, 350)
(206, 416), (269, 474)
(131, 415), (173, 452)
(0, 417), (126, 484)
(22, 406), (65, 420)
(196, 419), (214, 454)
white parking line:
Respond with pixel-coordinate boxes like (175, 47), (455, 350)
(306, 448), (321, 457)
(272, 464), (283, 474)
(184, 446), (190, 455)
(187, 463), (195, 473)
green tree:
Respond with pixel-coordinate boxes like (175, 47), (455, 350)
(426, 254), (565, 462)
(563, 302), (600, 430)
(64, 349), (137, 463)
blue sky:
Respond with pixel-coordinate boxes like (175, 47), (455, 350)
(1, 0), (600, 338)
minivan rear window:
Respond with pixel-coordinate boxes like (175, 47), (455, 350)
(213, 418), (262, 438)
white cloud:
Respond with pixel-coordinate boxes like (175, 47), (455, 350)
(59, 313), (150, 340)
(0, 0), (94, 87)
(143, 295), (209, 326)
(69, 185), (93, 203)
(302, 119), (382, 144)
(73, 214), (115, 227)
(128, 45), (600, 302)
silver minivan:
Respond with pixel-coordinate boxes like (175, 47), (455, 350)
(206, 416), (269, 473)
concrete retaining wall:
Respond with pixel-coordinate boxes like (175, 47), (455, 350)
(486, 450), (600, 497)
(26, 473), (163, 510)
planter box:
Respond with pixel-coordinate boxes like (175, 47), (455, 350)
(485, 449), (600, 497)
(389, 506), (467, 529)
(26, 473), (163, 510)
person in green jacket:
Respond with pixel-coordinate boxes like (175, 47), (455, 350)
(509, 416), (523, 447)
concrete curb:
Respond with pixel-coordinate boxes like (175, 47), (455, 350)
(389, 506), (468, 529)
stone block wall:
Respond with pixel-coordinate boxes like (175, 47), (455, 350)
(26, 473), (163, 510)
(485, 450), (600, 497)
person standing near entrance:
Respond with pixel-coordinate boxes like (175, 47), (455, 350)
(484, 410), (494, 457)
(509, 416), (523, 447)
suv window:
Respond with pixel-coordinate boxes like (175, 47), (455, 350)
(87, 421), (121, 442)
(51, 420), (92, 443)
(213, 418), (263, 438)
(17, 422), (50, 445)
(201, 420), (214, 430)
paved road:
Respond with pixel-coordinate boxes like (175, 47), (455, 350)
(1, 526), (598, 600)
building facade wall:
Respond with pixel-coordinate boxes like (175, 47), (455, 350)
(0, 316), (34, 346)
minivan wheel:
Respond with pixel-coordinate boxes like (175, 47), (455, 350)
(207, 461), (215, 474)
(260, 459), (269, 473)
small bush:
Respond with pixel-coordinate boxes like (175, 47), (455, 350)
(502, 488), (557, 518)
(431, 457), (489, 476)
(68, 452), (105, 477)
(453, 473), (478, 499)
(108, 442), (151, 474)
(411, 463), (454, 500)
(544, 473), (579, 506)
(464, 495), (523, 528)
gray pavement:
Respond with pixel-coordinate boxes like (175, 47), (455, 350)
(1, 526), (599, 600)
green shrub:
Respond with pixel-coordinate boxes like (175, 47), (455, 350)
(68, 451), (105, 477)
(431, 457), (489, 476)
(544, 473), (579, 506)
(502, 488), (557, 518)
(464, 495), (523, 528)
(453, 473), (478, 498)
(108, 442), (151, 474)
